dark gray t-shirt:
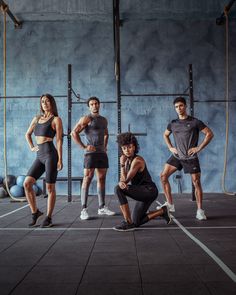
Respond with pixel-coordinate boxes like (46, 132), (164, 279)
(84, 114), (107, 154)
(167, 116), (206, 160)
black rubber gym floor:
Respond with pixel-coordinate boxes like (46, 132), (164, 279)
(0, 193), (236, 295)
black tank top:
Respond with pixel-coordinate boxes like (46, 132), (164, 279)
(129, 155), (155, 186)
(34, 116), (56, 138)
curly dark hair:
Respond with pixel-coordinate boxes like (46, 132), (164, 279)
(117, 132), (140, 154)
(87, 96), (100, 107)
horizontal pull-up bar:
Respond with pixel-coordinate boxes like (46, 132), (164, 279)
(194, 99), (236, 103)
(0, 0), (22, 28)
(0, 95), (67, 99)
(72, 100), (117, 104)
(121, 93), (189, 97)
(63, 132), (147, 137)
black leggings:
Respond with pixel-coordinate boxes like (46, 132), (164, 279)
(114, 184), (158, 227)
(27, 141), (58, 183)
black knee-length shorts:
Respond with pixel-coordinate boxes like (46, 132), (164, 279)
(27, 141), (58, 183)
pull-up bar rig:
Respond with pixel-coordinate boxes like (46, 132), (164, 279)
(1, 64), (147, 202)
(113, 0), (196, 200)
(2, 0), (196, 202)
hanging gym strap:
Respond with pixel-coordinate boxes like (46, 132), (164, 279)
(221, 7), (236, 196)
(2, 7), (26, 202)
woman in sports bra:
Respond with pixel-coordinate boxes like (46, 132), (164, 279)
(113, 132), (172, 232)
(24, 94), (63, 227)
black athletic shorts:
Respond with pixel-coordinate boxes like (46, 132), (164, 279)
(166, 155), (201, 174)
(27, 141), (58, 183)
(84, 153), (109, 169)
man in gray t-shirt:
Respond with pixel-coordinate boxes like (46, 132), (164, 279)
(159, 97), (214, 220)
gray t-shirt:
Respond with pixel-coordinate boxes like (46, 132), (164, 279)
(167, 116), (206, 160)
(84, 114), (107, 154)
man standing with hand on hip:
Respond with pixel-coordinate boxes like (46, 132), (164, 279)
(160, 96), (214, 220)
(71, 96), (115, 220)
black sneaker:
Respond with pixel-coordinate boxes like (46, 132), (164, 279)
(41, 216), (52, 228)
(162, 205), (172, 224)
(28, 209), (43, 227)
(112, 221), (135, 232)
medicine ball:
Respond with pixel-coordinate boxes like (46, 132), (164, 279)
(10, 185), (25, 198)
(16, 175), (26, 187)
(0, 187), (8, 198)
(3, 175), (16, 189)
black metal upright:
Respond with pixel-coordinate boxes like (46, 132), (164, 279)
(189, 64), (194, 117)
(113, 0), (122, 179)
(189, 64), (196, 201)
(67, 64), (72, 202)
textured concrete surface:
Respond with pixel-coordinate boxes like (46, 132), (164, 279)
(0, 194), (236, 295)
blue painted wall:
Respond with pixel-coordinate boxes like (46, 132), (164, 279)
(0, 1), (236, 195)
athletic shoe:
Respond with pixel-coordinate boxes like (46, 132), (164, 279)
(156, 201), (175, 212)
(41, 216), (52, 228)
(28, 209), (43, 227)
(98, 206), (115, 216)
(196, 209), (207, 220)
(80, 208), (89, 220)
(112, 221), (135, 232)
(161, 206), (172, 224)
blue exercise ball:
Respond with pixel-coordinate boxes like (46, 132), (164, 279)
(10, 185), (25, 198)
(0, 187), (8, 198)
(16, 175), (26, 187)
(3, 175), (16, 189)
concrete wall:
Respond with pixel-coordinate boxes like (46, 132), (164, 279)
(0, 0), (236, 195)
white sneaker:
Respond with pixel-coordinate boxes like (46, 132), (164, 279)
(98, 206), (115, 216)
(156, 202), (175, 213)
(196, 209), (207, 220)
(80, 208), (89, 220)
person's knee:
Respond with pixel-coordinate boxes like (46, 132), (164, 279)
(132, 216), (140, 227)
(114, 185), (127, 205)
(114, 185), (122, 194)
(97, 175), (105, 185)
(23, 179), (33, 190)
(192, 178), (201, 188)
(82, 175), (93, 187)
(160, 172), (169, 184)
(47, 184), (55, 194)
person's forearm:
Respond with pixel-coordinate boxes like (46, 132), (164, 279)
(120, 165), (127, 182)
(71, 132), (86, 149)
(198, 132), (214, 152)
(57, 139), (63, 161)
(25, 134), (34, 149)
(104, 135), (109, 150)
(164, 135), (173, 150)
